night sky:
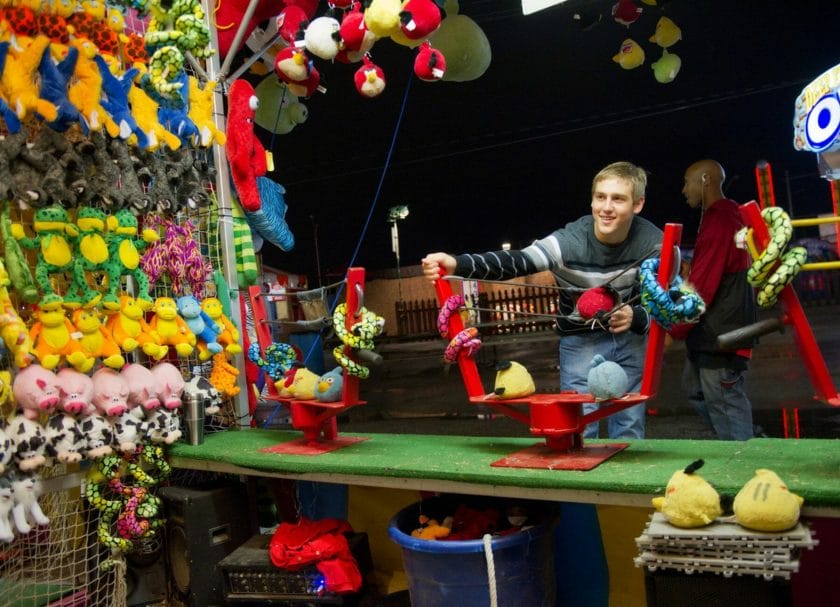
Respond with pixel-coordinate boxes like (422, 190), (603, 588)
(254, 0), (840, 282)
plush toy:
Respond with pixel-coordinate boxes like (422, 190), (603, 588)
(273, 45), (311, 86)
(13, 365), (60, 420)
(120, 363), (162, 412)
(0, 259), (34, 368)
(29, 305), (96, 372)
(201, 297), (242, 355)
(0, 477), (13, 542)
(103, 208), (159, 310)
(0, 35), (58, 122)
(493, 360), (535, 399)
(10, 471), (50, 535)
(577, 286), (616, 320)
(11, 205), (76, 309)
(212, 0), (316, 57)
(427, 5), (491, 82)
(304, 15), (341, 61)
(0, 200), (38, 303)
(652, 459), (723, 528)
(37, 42), (81, 132)
(314, 367), (344, 403)
(104, 295), (166, 360)
(286, 365), (319, 400)
(150, 362), (186, 410)
(0, 44), (23, 134)
(225, 79), (267, 212)
(400, 0), (443, 40)
(77, 130), (125, 208)
(143, 407), (182, 444)
(612, 0), (642, 26)
(0, 370), (13, 415)
(210, 352), (241, 398)
(127, 83), (182, 151)
(649, 16), (681, 48)
(354, 56), (386, 98)
(613, 38), (645, 70)
(67, 38), (119, 135)
(339, 2), (375, 57)
(587, 354), (628, 402)
(365, 0), (402, 37)
(411, 514), (452, 540)
(176, 295), (223, 360)
(246, 177), (296, 252)
(188, 76), (226, 147)
(0, 426), (11, 476)
(230, 197), (259, 286)
(148, 297), (196, 357)
(79, 413), (115, 459)
(91, 367), (130, 418)
(254, 76), (308, 135)
(414, 41), (446, 82)
(733, 469), (804, 532)
(184, 375), (223, 415)
(7, 414), (48, 472)
(248, 341), (299, 382)
(65, 206), (108, 309)
(95, 55), (142, 140)
(651, 50), (681, 84)
(158, 72), (200, 148)
(44, 413), (86, 464)
(55, 368), (94, 416)
(332, 303), (385, 378)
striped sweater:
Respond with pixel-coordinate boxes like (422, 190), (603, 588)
(453, 215), (663, 335)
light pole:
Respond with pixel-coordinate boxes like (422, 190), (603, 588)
(388, 205), (409, 301)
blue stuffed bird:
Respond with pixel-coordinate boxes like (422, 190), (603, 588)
(314, 367), (344, 402)
(587, 354), (628, 402)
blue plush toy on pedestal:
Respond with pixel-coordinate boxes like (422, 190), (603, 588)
(587, 354), (628, 402)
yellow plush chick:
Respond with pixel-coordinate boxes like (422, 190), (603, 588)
(287, 367), (320, 400)
(613, 38), (645, 70)
(493, 360), (535, 400)
(649, 16), (682, 48)
(652, 459), (723, 528)
(733, 469), (804, 532)
(411, 515), (453, 540)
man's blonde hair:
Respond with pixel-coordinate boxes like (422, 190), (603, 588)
(592, 161), (648, 202)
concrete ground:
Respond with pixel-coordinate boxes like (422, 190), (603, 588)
(337, 305), (840, 441)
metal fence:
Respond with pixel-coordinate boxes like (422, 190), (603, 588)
(395, 285), (558, 339)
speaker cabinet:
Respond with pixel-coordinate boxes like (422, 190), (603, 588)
(159, 484), (252, 606)
(645, 570), (792, 607)
(126, 536), (167, 606)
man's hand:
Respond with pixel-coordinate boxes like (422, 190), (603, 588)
(608, 304), (634, 334)
(421, 253), (456, 283)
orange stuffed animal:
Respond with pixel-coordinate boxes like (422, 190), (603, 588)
(28, 306), (95, 372)
(72, 308), (125, 369)
(148, 297), (196, 357)
(104, 295), (166, 360)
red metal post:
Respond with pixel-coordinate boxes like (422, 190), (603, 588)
(754, 160), (778, 209)
(740, 200), (840, 406)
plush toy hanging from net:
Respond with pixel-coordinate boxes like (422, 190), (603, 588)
(639, 258), (705, 330)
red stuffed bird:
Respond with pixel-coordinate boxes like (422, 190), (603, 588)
(612, 0), (642, 27)
(274, 45), (311, 84)
(399, 0), (442, 40)
(276, 5), (310, 45)
(224, 79), (267, 212)
(340, 2), (375, 53)
(354, 56), (386, 98)
(414, 41), (446, 81)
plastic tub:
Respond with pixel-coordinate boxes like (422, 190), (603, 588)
(387, 495), (558, 607)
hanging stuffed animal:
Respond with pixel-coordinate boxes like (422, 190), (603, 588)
(613, 38), (645, 70)
(104, 295), (166, 360)
(65, 206), (108, 309)
(201, 297), (242, 355)
(148, 296), (197, 357)
(304, 14), (342, 61)
(247, 177), (295, 252)
(399, 0), (443, 40)
(338, 2), (375, 61)
(612, 0), (642, 27)
(0, 201), (37, 303)
(225, 79), (267, 212)
(354, 56), (386, 98)
(188, 76), (227, 147)
(176, 295), (223, 360)
(102, 209), (159, 311)
(414, 41), (446, 82)
(0, 258), (34, 368)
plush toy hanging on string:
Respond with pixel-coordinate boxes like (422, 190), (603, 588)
(639, 258), (705, 330)
(225, 79), (267, 212)
(354, 55), (386, 98)
(612, 0), (642, 27)
(613, 38), (645, 70)
(339, 2), (375, 62)
(414, 41), (446, 82)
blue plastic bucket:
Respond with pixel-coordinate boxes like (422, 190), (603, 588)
(387, 496), (558, 607)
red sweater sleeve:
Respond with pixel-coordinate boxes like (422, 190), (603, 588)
(668, 205), (732, 340)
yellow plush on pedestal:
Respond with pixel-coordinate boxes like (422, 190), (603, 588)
(734, 469), (804, 532)
(652, 459), (723, 528)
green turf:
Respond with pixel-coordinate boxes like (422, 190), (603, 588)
(169, 429), (840, 508)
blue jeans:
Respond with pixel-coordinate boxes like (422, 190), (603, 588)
(559, 330), (647, 439)
(683, 358), (753, 440)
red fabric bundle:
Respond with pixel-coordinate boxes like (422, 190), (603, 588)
(269, 517), (362, 593)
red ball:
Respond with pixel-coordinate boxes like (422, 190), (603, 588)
(578, 287), (616, 320)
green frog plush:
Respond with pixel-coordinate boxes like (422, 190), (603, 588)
(65, 206), (108, 309)
(11, 206), (75, 309)
(103, 209), (159, 311)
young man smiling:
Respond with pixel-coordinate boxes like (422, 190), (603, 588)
(422, 161), (663, 439)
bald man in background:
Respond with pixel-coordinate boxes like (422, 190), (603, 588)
(669, 159), (758, 440)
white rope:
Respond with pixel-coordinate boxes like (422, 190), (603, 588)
(483, 533), (498, 607)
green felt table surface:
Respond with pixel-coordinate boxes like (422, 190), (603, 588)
(169, 429), (840, 512)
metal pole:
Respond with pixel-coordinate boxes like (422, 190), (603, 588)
(311, 215), (322, 287)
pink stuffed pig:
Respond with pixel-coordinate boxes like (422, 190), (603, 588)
(120, 364), (161, 411)
(55, 369), (94, 416)
(12, 365), (60, 420)
(91, 368), (130, 418)
(150, 362), (185, 410)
